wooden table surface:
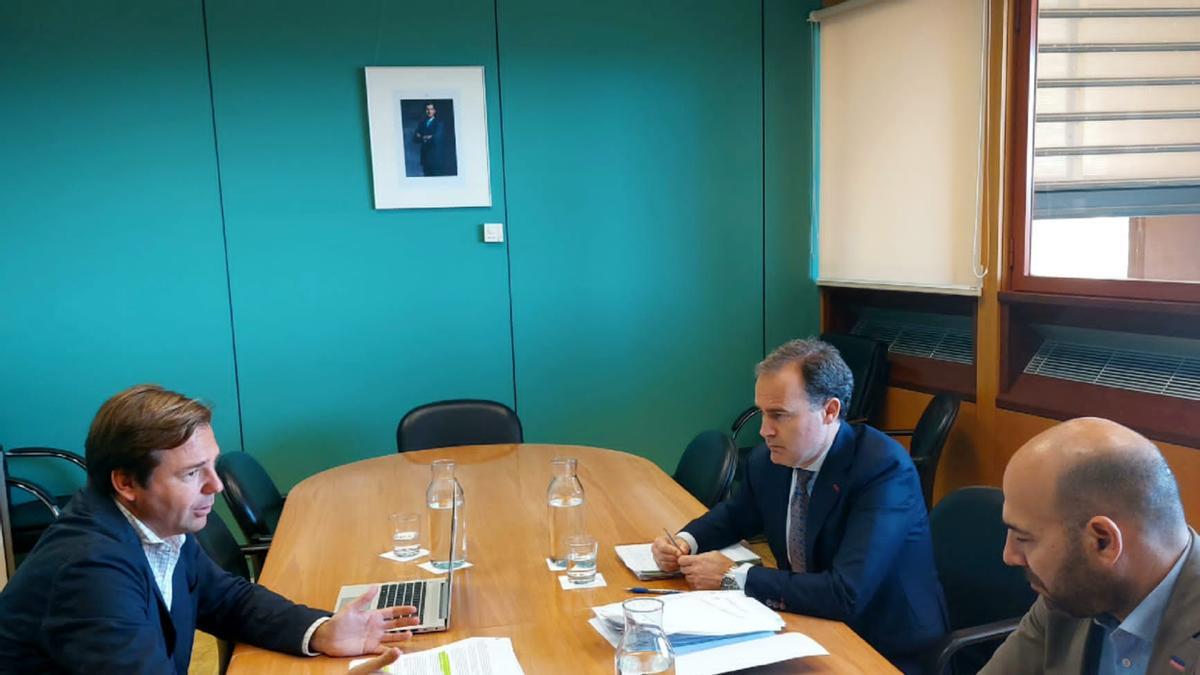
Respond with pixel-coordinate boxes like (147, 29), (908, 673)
(227, 444), (899, 674)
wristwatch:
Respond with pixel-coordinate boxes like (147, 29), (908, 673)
(720, 569), (740, 590)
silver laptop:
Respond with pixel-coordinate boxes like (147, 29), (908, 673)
(334, 501), (458, 633)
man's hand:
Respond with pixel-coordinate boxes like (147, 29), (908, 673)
(310, 586), (420, 657)
(651, 534), (691, 573)
(348, 647), (401, 674)
(678, 552), (734, 590)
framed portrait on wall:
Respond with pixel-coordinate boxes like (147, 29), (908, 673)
(364, 66), (492, 209)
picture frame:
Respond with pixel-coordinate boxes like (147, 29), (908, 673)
(364, 66), (492, 209)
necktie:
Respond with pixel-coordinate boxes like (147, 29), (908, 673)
(787, 469), (815, 573)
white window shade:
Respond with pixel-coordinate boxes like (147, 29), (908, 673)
(812, 0), (988, 295)
(1032, 0), (1200, 194)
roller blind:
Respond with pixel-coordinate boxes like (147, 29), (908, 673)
(1032, 0), (1200, 219)
(812, 0), (988, 295)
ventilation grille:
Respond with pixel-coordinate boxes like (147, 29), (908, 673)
(1025, 340), (1200, 400)
(851, 318), (975, 365)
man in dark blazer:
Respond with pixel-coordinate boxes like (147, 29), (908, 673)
(653, 338), (947, 673)
(0, 384), (418, 674)
(413, 102), (445, 176)
(981, 418), (1198, 675)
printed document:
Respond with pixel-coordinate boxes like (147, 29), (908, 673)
(348, 637), (523, 675)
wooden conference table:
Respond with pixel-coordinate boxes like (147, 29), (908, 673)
(227, 444), (899, 674)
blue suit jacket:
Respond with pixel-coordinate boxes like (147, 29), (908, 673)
(684, 422), (948, 665)
(0, 486), (328, 674)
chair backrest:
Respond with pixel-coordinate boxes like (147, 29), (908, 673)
(673, 431), (738, 508)
(215, 452), (284, 542)
(0, 446), (14, 585)
(396, 399), (523, 453)
(931, 487), (1037, 631)
(910, 394), (961, 509)
(194, 511), (250, 581)
(819, 332), (889, 423)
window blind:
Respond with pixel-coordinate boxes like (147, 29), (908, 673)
(811, 0), (988, 296)
(1032, 0), (1200, 218)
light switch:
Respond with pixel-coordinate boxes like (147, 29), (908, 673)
(483, 222), (505, 243)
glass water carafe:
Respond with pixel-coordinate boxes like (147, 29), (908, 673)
(547, 457), (585, 567)
(426, 459), (466, 570)
(614, 597), (676, 675)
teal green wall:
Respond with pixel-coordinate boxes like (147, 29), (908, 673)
(765, 0), (822, 351)
(0, 0), (820, 491)
(500, 0), (765, 467)
(0, 1), (242, 494)
(202, 0), (516, 489)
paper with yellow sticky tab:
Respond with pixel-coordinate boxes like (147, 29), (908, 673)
(348, 637), (524, 675)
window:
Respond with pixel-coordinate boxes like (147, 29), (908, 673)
(1008, 0), (1200, 302)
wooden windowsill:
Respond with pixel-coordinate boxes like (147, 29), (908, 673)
(997, 374), (1200, 449)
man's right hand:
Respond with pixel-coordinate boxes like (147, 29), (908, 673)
(651, 534), (691, 572)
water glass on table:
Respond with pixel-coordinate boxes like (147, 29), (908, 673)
(390, 512), (421, 559)
(566, 534), (598, 584)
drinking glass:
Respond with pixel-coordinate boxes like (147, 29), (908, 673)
(566, 533), (598, 584)
(390, 512), (421, 559)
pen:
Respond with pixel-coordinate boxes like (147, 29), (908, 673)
(626, 587), (682, 595)
(663, 527), (682, 551)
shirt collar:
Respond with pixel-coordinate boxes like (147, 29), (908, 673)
(1094, 542), (1189, 642)
(113, 498), (185, 550)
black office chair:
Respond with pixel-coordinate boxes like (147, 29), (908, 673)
(215, 452), (284, 544)
(3, 446), (87, 561)
(923, 487), (1036, 675)
(672, 431), (738, 507)
(883, 394), (960, 510)
(193, 511), (266, 674)
(194, 510), (270, 582)
(819, 331), (889, 424)
(0, 448), (15, 578)
(396, 399), (523, 453)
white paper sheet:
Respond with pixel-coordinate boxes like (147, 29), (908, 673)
(348, 637), (524, 675)
(614, 542), (760, 579)
(675, 632), (828, 675)
(592, 590), (785, 636)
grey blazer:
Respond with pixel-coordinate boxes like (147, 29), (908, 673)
(981, 530), (1200, 675)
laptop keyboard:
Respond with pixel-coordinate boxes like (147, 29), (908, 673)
(376, 581), (427, 617)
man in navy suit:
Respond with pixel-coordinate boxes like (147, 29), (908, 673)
(653, 338), (948, 673)
(0, 384), (418, 674)
(412, 102), (445, 176)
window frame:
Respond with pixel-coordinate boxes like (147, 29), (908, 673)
(1005, 0), (1200, 304)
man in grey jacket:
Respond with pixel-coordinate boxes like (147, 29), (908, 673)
(981, 417), (1199, 675)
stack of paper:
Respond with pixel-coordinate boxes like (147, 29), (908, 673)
(614, 542), (761, 581)
(588, 592), (826, 674)
(592, 590), (784, 640)
(348, 637), (524, 675)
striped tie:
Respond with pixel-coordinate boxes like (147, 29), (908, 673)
(787, 469), (815, 573)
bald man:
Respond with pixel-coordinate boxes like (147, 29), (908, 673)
(981, 418), (1199, 675)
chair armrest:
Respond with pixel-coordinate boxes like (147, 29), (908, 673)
(240, 541), (272, 555)
(248, 533), (274, 545)
(6, 447), (87, 471)
(929, 617), (1022, 675)
(880, 428), (915, 437)
(6, 478), (62, 518)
